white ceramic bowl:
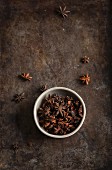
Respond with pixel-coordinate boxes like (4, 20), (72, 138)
(34, 87), (86, 138)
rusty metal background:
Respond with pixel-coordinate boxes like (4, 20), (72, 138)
(0, 0), (112, 170)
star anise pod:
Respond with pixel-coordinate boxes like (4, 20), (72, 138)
(80, 74), (90, 85)
(78, 105), (83, 117)
(54, 103), (66, 117)
(44, 107), (50, 115)
(44, 122), (50, 128)
(40, 84), (47, 92)
(20, 73), (32, 81)
(54, 126), (61, 134)
(13, 93), (25, 103)
(81, 56), (89, 63)
(75, 100), (80, 106)
(58, 6), (70, 18)
(46, 95), (53, 104)
(78, 105), (83, 114)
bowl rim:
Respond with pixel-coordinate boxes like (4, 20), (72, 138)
(33, 87), (86, 138)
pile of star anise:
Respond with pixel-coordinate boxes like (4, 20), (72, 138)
(38, 94), (83, 135)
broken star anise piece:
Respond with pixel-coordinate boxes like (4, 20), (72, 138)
(20, 73), (32, 81)
(13, 93), (25, 103)
(80, 74), (90, 85)
(81, 56), (89, 63)
(40, 84), (47, 92)
(58, 6), (70, 18)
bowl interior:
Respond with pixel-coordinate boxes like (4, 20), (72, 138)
(34, 87), (86, 138)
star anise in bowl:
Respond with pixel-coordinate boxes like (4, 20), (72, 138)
(80, 74), (90, 85)
(58, 6), (70, 18)
(34, 87), (86, 138)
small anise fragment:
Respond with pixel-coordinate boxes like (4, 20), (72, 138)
(80, 74), (90, 85)
(20, 73), (32, 81)
(58, 6), (70, 18)
(13, 93), (25, 103)
(81, 56), (89, 63)
(40, 84), (47, 92)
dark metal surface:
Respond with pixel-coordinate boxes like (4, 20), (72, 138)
(0, 0), (112, 170)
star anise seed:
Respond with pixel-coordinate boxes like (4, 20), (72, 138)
(55, 104), (65, 117)
(75, 101), (80, 106)
(54, 127), (61, 134)
(78, 105), (83, 114)
(80, 74), (90, 85)
(81, 56), (89, 63)
(51, 119), (56, 124)
(20, 73), (32, 81)
(13, 93), (25, 103)
(58, 6), (70, 18)
(44, 122), (50, 128)
(40, 85), (47, 92)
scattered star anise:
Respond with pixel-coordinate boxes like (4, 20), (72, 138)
(80, 74), (90, 85)
(20, 73), (32, 81)
(13, 93), (25, 103)
(40, 85), (47, 92)
(81, 56), (89, 63)
(58, 6), (70, 18)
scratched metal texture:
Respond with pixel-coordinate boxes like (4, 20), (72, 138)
(0, 0), (112, 170)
